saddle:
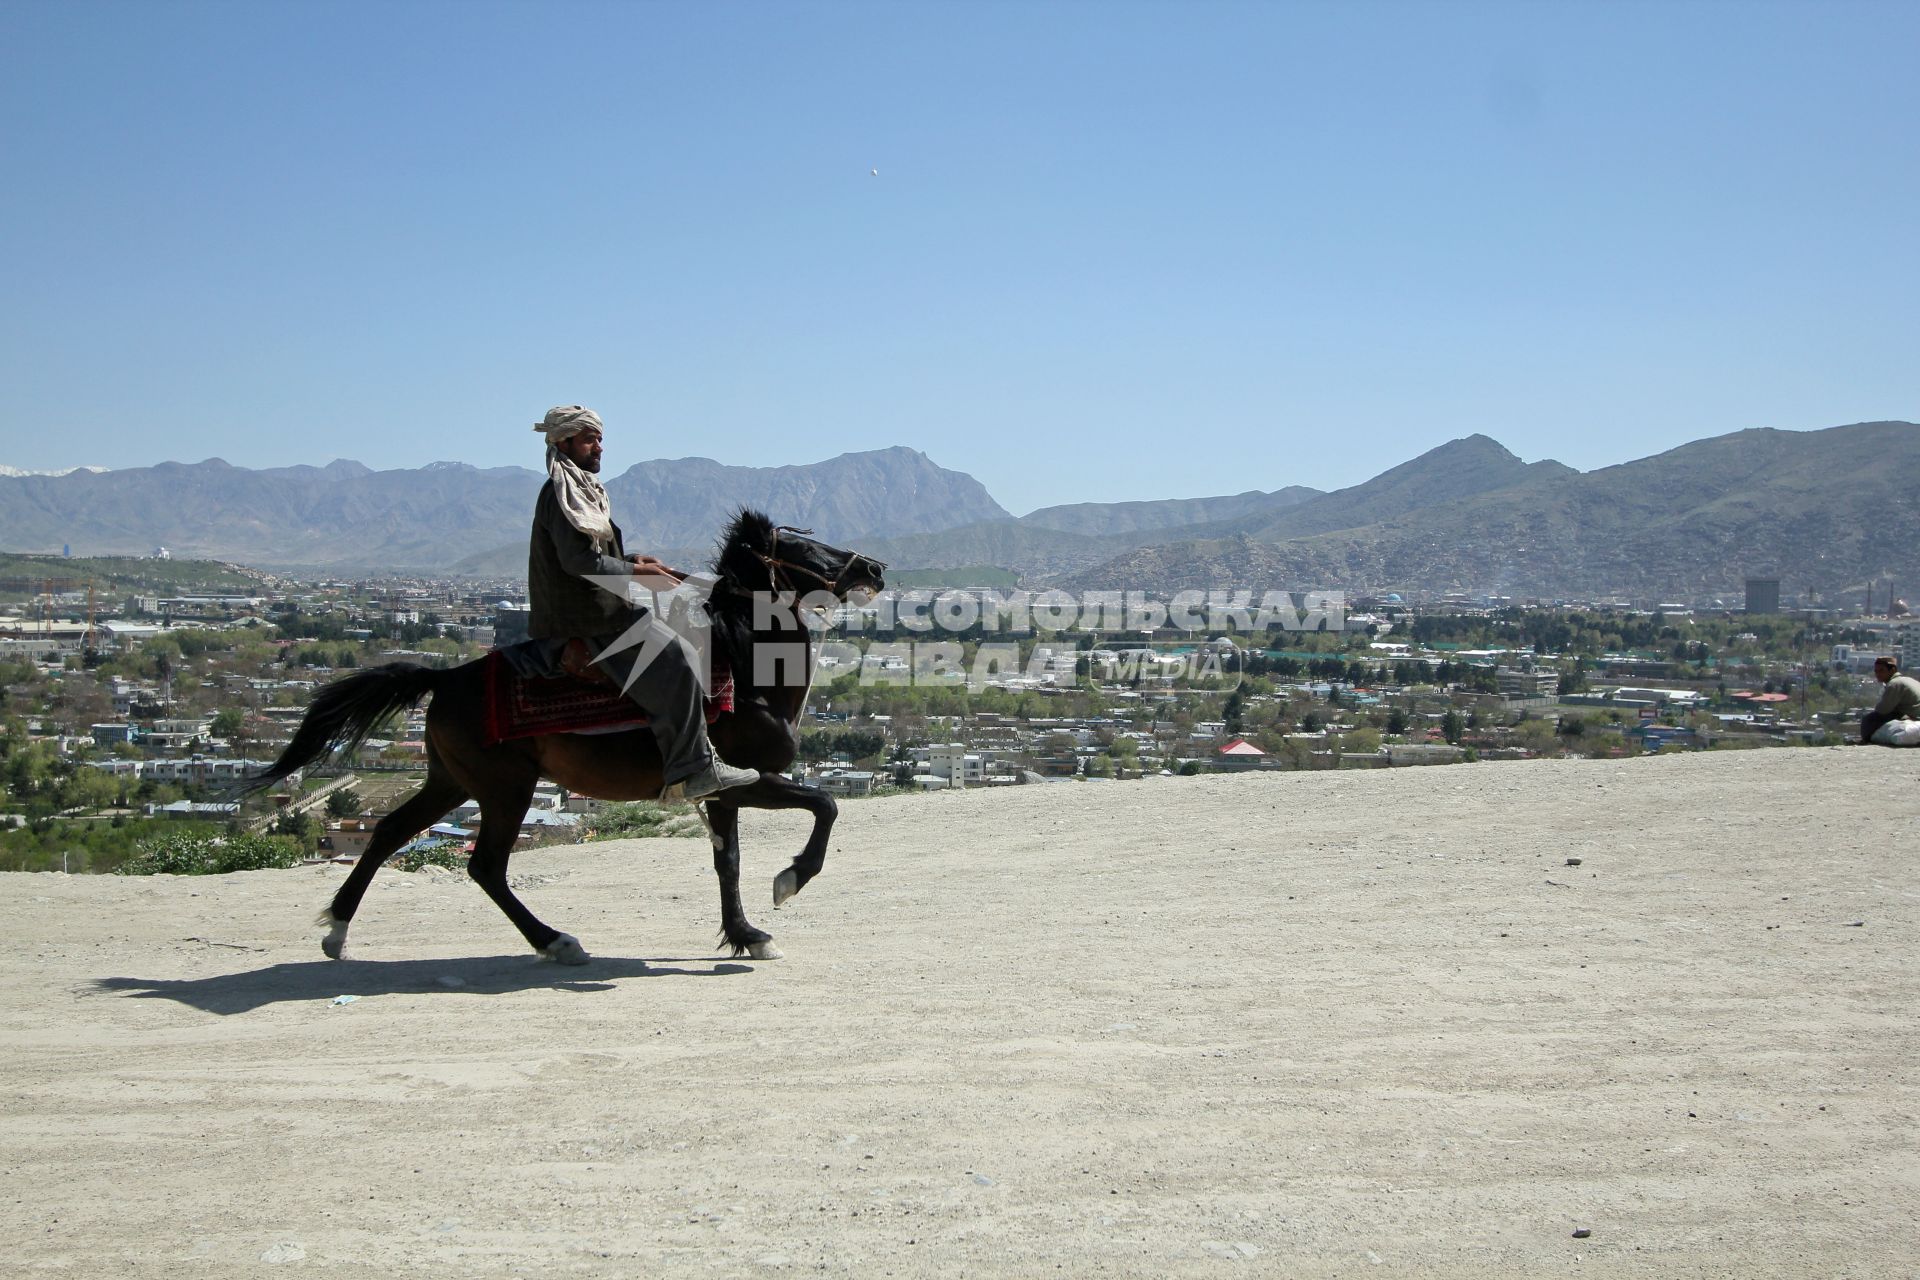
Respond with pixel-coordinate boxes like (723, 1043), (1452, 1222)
(481, 646), (734, 746)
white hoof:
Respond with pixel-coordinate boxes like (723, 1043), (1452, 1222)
(542, 934), (591, 966)
(747, 941), (784, 961)
(772, 868), (799, 907)
(320, 916), (350, 961)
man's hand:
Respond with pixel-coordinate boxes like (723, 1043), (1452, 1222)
(630, 554), (685, 589)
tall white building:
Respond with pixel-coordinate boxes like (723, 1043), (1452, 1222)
(928, 742), (969, 789)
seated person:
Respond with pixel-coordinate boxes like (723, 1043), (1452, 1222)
(528, 404), (759, 798)
(1861, 655), (1920, 746)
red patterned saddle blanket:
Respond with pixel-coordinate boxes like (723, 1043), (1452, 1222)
(481, 649), (735, 746)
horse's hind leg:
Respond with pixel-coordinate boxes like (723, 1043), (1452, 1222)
(319, 773), (467, 959)
(700, 800), (779, 960)
(465, 777), (588, 965)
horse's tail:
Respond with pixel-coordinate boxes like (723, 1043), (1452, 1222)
(237, 662), (445, 794)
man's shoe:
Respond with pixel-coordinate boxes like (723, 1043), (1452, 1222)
(665, 760), (762, 802)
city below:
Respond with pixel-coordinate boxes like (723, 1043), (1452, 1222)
(1, 555), (1912, 874)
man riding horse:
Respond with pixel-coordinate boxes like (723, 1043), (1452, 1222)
(528, 404), (760, 801)
(244, 469), (885, 961)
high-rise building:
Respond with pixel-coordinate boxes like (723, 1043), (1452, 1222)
(1744, 577), (1780, 615)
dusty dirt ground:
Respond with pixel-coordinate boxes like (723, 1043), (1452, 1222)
(2, 748), (1916, 1278)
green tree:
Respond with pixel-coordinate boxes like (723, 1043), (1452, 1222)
(835, 730), (886, 762)
(56, 766), (118, 812)
(1516, 719), (1560, 755)
(271, 809), (322, 845)
(1340, 727), (1381, 755)
(324, 786), (363, 819)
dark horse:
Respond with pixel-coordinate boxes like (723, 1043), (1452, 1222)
(243, 511), (885, 965)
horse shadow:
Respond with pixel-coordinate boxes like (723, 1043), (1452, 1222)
(92, 954), (754, 1016)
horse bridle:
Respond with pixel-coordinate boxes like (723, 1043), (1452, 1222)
(754, 525), (885, 598)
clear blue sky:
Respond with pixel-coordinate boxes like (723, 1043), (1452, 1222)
(4, 0), (1915, 515)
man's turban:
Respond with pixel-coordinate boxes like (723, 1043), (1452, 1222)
(534, 405), (604, 446)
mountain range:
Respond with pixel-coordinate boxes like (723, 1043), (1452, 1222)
(2, 422), (1915, 599)
(0, 447), (1008, 577)
(1055, 423), (1920, 600)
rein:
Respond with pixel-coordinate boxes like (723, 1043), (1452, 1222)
(711, 523), (886, 609)
(716, 524), (885, 705)
(755, 526), (844, 595)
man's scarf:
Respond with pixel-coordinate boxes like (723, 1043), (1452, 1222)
(533, 406), (616, 554)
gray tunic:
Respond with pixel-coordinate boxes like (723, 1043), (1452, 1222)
(528, 479), (633, 641)
(521, 478), (713, 784)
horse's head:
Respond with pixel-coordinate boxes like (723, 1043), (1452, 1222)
(714, 509), (887, 602)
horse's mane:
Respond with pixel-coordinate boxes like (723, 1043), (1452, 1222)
(704, 508), (775, 673)
(710, 508), (774, 583)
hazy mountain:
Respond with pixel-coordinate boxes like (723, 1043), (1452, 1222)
(0, 458), (539, 571)
(1057, 422), (1920, 600)
(607, 446), (1007, 546)
(855, 484), (1328, 578)
(9, 422), (1914, 598)
(0, 447), (1007, 574)
(0, 464), (109, 478)
(860, 435), (1575, 580)
(1018, 487), (1320, 537)
(1234, 435), (1576, 541)
(860, 519), (1128, 580)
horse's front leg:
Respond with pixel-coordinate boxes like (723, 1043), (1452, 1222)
(721, 773), (838, 907)
(700, 799), (780, 959)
